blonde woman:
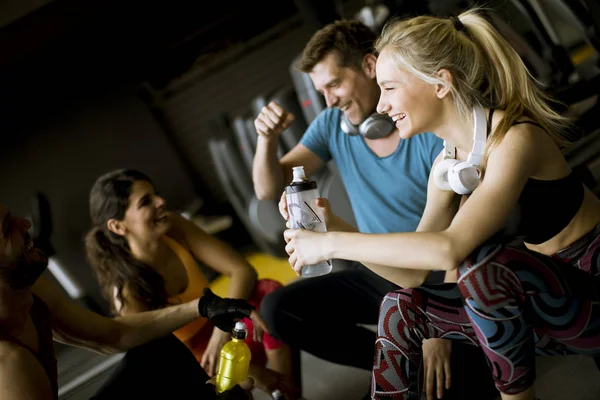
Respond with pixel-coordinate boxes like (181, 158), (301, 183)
(281, 8), (600, 400)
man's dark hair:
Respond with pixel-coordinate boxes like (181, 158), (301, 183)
(296, 20), (377, 73)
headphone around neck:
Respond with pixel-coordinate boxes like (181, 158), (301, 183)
(433, 106), (487, 195)
(340, 112), (395, 140)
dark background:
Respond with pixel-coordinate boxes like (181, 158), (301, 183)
(0, 0), (320, 308)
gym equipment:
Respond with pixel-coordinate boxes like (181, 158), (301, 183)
(209, 135), (286, 257)
(289, 53), (325, 125)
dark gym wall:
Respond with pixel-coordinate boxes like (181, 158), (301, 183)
(152, 22), (316, 204)
(0, 84), (196, 306)
(0, 0), (314, 306)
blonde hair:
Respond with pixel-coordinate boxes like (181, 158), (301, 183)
(375, 8), (576, 150)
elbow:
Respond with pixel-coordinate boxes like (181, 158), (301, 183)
(109, 321), (134, 353)
(253, 166), (288, 200)
(253, 179), (278, 200)
(246, 265), (258, 282)
(440, 258), (459, 272)
(255, 187), (276, 201)
(437, 235), (460, 272)
(229, 264), (258, 283)
(401, 275), (427, 289)
(110, 336), (128, 355)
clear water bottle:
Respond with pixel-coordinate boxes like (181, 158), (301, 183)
(285, 166), (332, 278)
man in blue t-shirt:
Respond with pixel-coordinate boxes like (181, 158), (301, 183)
(298, 107), (440, 235)
(252, 20), (497, 400)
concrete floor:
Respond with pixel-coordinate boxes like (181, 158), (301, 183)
(252, 352), (600, 400)
(58, 344), (600, 400)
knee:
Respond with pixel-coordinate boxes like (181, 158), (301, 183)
(456, 243), (522, 296)
(377, 289), (416, 335)
(255, 278), (283, 296)
(457, 245), (527, 313)
(379, 288), (419, 310)
(258, 288), (290, 340)
(258, 290), (281, 326)
(457, 242), (505, 277)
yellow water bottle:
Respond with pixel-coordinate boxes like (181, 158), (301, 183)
(215, 321), (252, 393)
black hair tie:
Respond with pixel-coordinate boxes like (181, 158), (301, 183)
(450, 16), (465, 32)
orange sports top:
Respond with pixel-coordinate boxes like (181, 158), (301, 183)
(165, 236), (211, 348)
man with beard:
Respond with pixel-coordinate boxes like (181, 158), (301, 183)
(0, 202), (265, 399)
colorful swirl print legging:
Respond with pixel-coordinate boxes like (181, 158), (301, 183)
(372, 224), (600, 399)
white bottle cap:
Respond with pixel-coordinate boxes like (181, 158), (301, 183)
(271, 389), (284, 399)
(292, 166), (307, 182)
(234, 321), (246, 331)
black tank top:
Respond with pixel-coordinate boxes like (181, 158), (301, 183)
(0, 295), (58, 398)
(488, 109), (585, 244)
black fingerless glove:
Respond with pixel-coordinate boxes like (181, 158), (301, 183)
(198, 288), (254, 333)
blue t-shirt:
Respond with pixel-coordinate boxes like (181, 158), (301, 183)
(300, 108), (443, 234)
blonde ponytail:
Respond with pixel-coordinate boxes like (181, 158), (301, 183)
(375, 7), (576, 150)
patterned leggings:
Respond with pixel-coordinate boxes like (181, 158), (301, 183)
(372, 225), (600, 399)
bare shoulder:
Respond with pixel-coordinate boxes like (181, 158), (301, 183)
(491, 110), (555, 147)
(489, 112), (555, 158)
(166, 210), (185, 229)
(0, 341), (54, 399)
(32, 275), (68, 314)
(490, 112), (568, 178)
(0, 340), (35, 368)
(165, 212), (193, 243)
(499, 124), (541, 153)
(166, 211), (195, 236)
(166, 211), (211, 246)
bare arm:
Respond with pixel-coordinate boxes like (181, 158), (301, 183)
(254, 135), (286, 200)
(33, 276), (200, 355)
(358, 153), (462, 287)
(286, 126), (543, 277)
(323, 128), (536, 271)
(318, 206), (430, 287)
(255, 142), (326, 200)
(171, 213), (257, 300)
(171, 213), (263, 372)
(252, 101), (325, 199)
(0, 343), (54, 400)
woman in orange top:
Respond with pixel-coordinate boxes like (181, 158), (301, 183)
(85, 169), (299, 399)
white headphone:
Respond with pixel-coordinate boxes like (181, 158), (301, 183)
(433, 106), (487, 195)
